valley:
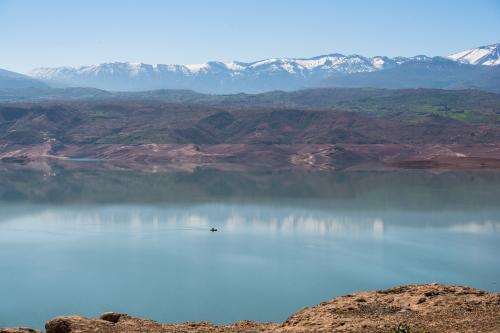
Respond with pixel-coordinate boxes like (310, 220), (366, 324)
(1, 88), (499, 171)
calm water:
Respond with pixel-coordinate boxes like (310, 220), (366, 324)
(1, 164), (500, 329)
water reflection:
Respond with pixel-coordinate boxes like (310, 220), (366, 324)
(2, 163), (500, 211)
(1, 166), (500, 329)
(449, 221), (500, 233)
(2, 204), (500, 236)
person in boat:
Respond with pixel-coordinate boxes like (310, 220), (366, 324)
(210, 228), (218, 232)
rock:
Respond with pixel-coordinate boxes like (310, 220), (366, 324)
(424, 290), (440, 297)
(45, 318), (72, 333)
(416, 297), (426, 304)
(99, 313), (124, 323)
(45, 316), (113, 333)
(0, 329), (41, 333)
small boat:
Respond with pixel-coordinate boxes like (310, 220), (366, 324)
(210, 228), (218, 232)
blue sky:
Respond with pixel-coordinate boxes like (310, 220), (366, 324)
(1, 0), (499, 73)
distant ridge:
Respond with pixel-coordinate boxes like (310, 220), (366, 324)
(19, 43), (500, 93)
(0, 68), (49, 89)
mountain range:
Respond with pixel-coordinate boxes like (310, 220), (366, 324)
(0, 68), (49, 90)
(1, 43), (499, 94)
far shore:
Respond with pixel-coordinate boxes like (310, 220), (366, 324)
(2, 143), (500, 172)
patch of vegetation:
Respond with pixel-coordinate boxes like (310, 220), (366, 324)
(199, 88), (500, 125)
(89, 111), (108, 118)
(392, 323), (411, 333)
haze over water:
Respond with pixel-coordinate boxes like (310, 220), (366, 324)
(1, 164), (499, 329)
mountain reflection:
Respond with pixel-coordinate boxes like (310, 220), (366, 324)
(2, 205), (499, 236)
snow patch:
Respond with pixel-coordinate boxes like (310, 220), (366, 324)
(448, 43), (500, 66)
(184, 63), (210, 73)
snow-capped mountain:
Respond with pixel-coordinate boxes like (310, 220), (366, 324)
(28, 44), (499, 93)
(30, 54), (397, 79)
(27, 55), (413, 93)
(448, 43), (500, 66)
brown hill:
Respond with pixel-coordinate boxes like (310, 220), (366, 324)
(1, 102), (500, 145)
(2, 89), (500, 170)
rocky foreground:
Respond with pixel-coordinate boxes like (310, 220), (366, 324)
(2, 284), (499, 333)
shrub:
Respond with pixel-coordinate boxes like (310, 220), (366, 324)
(392, 323), (411, 333)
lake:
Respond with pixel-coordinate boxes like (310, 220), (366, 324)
(1, 163), (499, 329)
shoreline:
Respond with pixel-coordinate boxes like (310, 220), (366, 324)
(2, 284), (499, 333)
(2, 143), (500, 172)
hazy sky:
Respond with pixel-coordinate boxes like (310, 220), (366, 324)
(1, 0), (499, 73)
